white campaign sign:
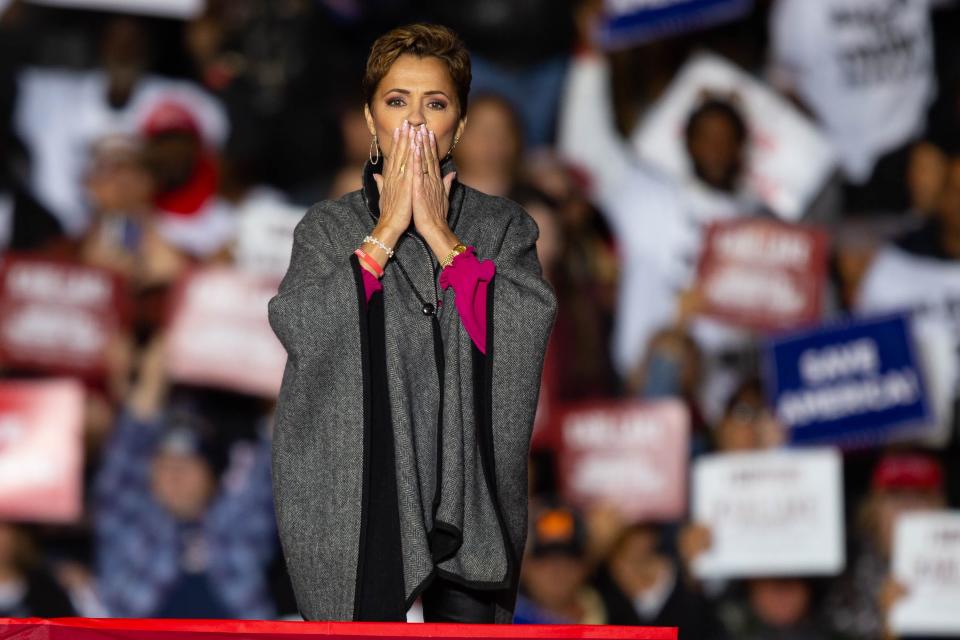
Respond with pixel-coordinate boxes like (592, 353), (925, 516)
(632, 52), (836, 221)
(692, 447), (844, 578)
(890, 511), (960, 637)
(27, 0), (202, 18)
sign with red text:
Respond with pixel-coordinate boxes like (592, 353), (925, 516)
(557, 399), (689, 521)
(0, 255), (128, 379)
(632, 52), (836, 221)
(0, 379), (85, 523)
(165, 266), (285, 397)
(890, 511), (960, 636)
(695, 218), (828, 332)
(692, 448), (844, 578)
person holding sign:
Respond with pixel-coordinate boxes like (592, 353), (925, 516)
(267, 23), (557, 623)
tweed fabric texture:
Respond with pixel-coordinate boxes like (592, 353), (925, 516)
(267, 158), (557, 622)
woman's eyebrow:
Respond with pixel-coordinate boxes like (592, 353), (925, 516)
(383, 88), (450, 98)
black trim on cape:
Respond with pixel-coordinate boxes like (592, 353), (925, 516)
(351, 166), (519, 619)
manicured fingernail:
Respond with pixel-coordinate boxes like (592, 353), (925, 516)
(402, 120), (408, 130)
(393, 127), (399, 140)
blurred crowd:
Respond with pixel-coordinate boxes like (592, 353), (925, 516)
(0, 0), (959, 638)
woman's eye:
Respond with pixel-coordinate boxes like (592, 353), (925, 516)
(428, 101), (447, 110)
(386, 97), (405, 107)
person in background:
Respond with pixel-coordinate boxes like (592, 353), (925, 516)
(92, 334), (277, 619)
(593, 522), (728, 639)
(823, 451), (946, 639)
(453, 93), (524, 197)
(717, 578), (833, 640)
(767, 0), (937, 215)
(559, 45), (759, 418)
(0, 523), (76, 618)
(515, 501), (606, 624)
(328, 107), (377, 199)
(710, 377), (785, 453)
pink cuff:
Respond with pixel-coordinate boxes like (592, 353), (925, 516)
(360, 265), (382, 303)
(439, 246), (496, 355)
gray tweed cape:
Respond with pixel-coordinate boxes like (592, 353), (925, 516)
(267, 158), (558, 622)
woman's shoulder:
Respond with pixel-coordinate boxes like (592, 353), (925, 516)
(293, 190), (369, 239)
(457, 183), (536, 232)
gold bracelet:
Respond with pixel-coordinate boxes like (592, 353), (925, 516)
(440, 243), (467, 269)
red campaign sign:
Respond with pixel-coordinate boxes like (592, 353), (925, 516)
(557, 399), (689, 522)
(165, 266), (286, 397)
(0, 255), (128, 379)
(694, 218), (829, 332)
(0, 618), (677, 640)
(0, 379), (85, 523)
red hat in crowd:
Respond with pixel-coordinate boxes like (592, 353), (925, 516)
(142, 100), (202, 139)
(871, 452), (944, 493)
(140, 100), (219, 217)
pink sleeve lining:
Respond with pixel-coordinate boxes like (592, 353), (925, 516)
(439, 246), (496, 355)
(360, 264), (382, 303)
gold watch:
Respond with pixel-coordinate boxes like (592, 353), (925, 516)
(440, 243), (467, 269)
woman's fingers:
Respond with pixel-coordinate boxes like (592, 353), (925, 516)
(413, 130), (424, 190)
(427, 127), (442, 179)
(382, 126), (400, 175)
(373, 173), (383, 194)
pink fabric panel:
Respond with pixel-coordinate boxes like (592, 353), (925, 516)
(439, 246), (496, 355)
(359, 246), (496, 355)
(360, 264), (383, 303)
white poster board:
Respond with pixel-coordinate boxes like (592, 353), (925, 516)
(890, 511), (960, 637)
(692, 447), (844, 578)
(27, 0), (202, 18)
(632, 52), (836, 221)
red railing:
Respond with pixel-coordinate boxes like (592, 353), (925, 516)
(0, 618), (677, 640)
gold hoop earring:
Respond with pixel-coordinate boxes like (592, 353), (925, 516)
(369, 134), (380, 164)
(445, 135), (460, 159)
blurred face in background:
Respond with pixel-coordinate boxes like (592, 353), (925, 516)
(907, 142), (948, 215)
(609, 525), (670, 597)
(686, 106), (746, 193)
(747, 578), (812, 628)
(150, 452), (216, 521)
(143, 131), (202, 193)
(364, 54), (465, 162)
(715, 386), (783, 452)
(871, 488), (945, 558)
(521, 551), (589, 611)
(454, 95), (522, 175)
(0, 523), (32, 575)
(936, 158), (960, 237)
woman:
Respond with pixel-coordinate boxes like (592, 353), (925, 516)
(268, 24), (557, 623)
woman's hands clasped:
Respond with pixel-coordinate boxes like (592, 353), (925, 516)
(372, 120), (457, 240)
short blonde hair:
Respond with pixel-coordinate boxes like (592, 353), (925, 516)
(362, 23), (471, 117)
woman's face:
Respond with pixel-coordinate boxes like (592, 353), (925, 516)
(364, 54), (466, 162)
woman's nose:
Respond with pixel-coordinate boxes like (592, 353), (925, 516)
(406, 109), (426, 128)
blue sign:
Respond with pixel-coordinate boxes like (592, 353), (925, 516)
(763, 313), (932, 448)
(599, 0), (754, 50)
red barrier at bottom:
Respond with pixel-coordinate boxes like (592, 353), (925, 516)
(0, 618), (677, 640)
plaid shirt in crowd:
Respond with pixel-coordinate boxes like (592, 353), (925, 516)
(92, 405), (278, 619)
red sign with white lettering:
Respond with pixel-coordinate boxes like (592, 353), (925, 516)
(165, 266), (286, 397)
(557, 399), (689, 522)
(0, 255), (128, 379)
(0, 379), (85, 523)
(695, 218), (828, 332)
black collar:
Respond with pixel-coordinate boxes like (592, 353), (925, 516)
(360, 154), (463, 236)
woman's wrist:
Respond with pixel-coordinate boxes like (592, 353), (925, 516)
(421, 224), (461, 264)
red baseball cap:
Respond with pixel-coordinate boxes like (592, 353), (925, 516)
(142, 100), (201, 139)
(871, 453), (944, 492)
